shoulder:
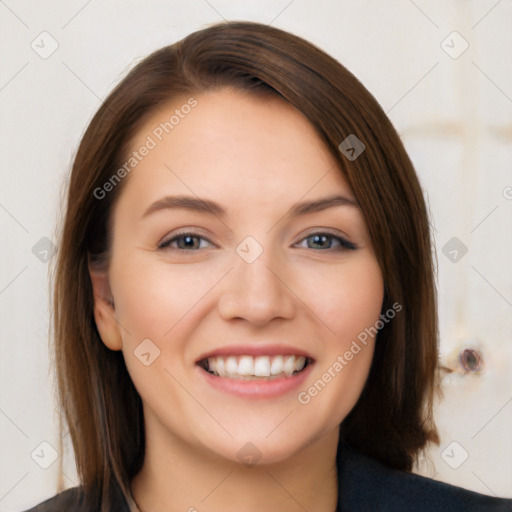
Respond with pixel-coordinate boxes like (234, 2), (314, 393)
(338, 442), (512, 512)
(20, 482), (130, 512)
(21, 487), (86, 512)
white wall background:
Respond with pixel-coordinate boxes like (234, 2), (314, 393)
(1, 1), (511, 510)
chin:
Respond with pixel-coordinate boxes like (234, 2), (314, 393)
(198, 427), (329, 469)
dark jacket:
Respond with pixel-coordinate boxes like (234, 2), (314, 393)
(22, 442), (512, 511)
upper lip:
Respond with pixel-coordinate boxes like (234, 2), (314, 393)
(195, 344), (314, 363)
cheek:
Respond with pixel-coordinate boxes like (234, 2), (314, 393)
(295, 254), (383, 426)
(108, 253), (220, 385)
(109, 252), (202, 338)
(109, 258), (194, 411)
(301, 253), (384, 340)
(337, 260), (384, 337)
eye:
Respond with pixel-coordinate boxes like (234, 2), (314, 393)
(294, 232), (356, 251)
(158, 231), (356, 252)
(158, 232), (214, 251)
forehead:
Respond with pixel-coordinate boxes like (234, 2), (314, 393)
(121, 87), (355, 208)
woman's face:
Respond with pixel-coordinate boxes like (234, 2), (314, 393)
(91, 87), (384, 465)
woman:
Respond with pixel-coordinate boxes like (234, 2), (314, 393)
(24, 21), (511, 512)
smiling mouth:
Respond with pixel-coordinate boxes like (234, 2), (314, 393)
(197, 355), (313, 380)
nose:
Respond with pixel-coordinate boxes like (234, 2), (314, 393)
(217, 245), (296, 326)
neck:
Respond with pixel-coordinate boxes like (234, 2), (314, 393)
(131, 410), (339, 512)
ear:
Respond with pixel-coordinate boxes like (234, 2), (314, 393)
(89, 266), (123, 351)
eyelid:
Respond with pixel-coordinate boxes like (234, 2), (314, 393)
(298, 227), (353, 242)
(294, 229), (357, 250)
(157, 229), (216, 250)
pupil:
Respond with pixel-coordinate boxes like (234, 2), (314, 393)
(311, 235), (328, 248)
(181, 236), (197, 249)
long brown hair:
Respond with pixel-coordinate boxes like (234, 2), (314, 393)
(52, 20), (440, 510)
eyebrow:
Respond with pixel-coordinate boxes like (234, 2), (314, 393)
(141, 194), (359, 219)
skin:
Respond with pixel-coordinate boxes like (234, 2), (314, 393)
(90, 87), (384, 512)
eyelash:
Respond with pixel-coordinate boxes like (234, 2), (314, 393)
(158, 231), (357, 252)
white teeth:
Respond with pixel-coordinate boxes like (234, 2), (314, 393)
(216, 357), (226, 377)
(237, 356), (254, 375)
(254, 356), (271, 377)
(283, 356), (295, 376)
(202, 355), (308, 379)
(270, 355), (284, 375)
(294, 356), (306, 372)
(225, 356), (238, 375)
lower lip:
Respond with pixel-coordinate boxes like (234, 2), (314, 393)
(196, 363), (314, 399)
